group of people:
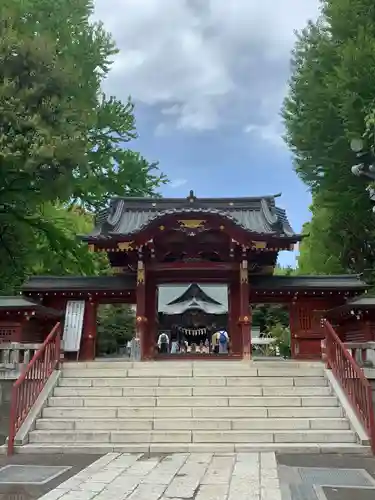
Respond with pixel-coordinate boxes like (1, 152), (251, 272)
(156, 329), (230, 355)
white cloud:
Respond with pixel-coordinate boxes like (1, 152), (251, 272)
(169, 178), (188, 189)
(94, 0), (320, 132)
(244, 123), (286, 149)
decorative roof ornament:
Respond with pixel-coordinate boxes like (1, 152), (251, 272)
(187, 190), (196, 203)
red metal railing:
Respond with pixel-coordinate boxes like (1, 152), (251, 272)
(7, 322), (61, 455)
(323, 318), (375, 453)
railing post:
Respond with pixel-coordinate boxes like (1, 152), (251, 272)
(367, 385), (375, 454)
(7, 385), (18, 456)
(56, 324), (61, 369)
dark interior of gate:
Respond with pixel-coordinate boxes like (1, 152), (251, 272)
(2, 191), (369, 361)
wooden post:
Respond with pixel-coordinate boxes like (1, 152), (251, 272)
(80, 299), (97, 361)
(239, 259), (251, 359)
(136, 259), (148, 360)
(229, 281), (241, 356)
(144, 276), (157, 360)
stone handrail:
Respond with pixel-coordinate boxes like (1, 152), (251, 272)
(344, 341), (375, 368)
(0, 343), (43, 376)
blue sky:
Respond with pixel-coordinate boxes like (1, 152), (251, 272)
(95, 0), (321, 267)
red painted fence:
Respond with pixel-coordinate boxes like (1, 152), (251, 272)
(7, 322), (61, 455)
(323, 318), (375, 453)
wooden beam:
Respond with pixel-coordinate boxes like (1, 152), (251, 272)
(148, 261), (237, 272)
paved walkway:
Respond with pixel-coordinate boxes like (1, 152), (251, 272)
(2, 451), (375, 500)
(34, 452), (281, 500)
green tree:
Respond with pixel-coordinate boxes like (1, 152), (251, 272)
(268, 323), (291, 358)
(283, 0), (375, 278)
(79, 97), (167, 211)
(0, 10), (90, 292)
(30, 203), (110, 277)
(274, 265), (296, 276)
(96, 305), (135, 356)
(297, 196), (346, 275)
(0, 1), (167, 293)
(252, 305), (290, 332)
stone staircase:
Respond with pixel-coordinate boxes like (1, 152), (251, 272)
(16, 360), (371, 453)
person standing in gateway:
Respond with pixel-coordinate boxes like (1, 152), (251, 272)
(157, 332), (170, 354)
(218, 329), (229, 354)
(211, 325), (229, 354)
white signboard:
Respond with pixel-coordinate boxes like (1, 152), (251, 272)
(63, 301), (85, 352)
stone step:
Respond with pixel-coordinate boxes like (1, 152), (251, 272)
(12, 442), (371, 455)
(42, 405), (343, 419)
(64, 360), (323, 369)
(61, 367), (324, 378)
(47, 395), (338, 408)
(35, 417), (350, 431)
(58, 376), (328, 387)
(27, 429), (357, 444)
(53, 385), (331, 398)
(192, 430), (357, 444)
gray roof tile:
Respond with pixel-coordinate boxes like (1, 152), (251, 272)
(252, 275), (367, 290)
(82, 193), (300, 240)
(0, 296), (62, 317)
(22, 275), (136, 292)
(22, 274), (367, 294)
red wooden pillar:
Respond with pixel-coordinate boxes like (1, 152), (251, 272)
(239, 259), (251, 359)
(144, 276), (157, 359)
(135, 260), (148, 360)
(229, 280), (241, 355)
(80, 299), (97, 361)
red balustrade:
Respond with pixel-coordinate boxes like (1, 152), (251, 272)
(7, 322), (61, 455)
(323, 318), (375, 453)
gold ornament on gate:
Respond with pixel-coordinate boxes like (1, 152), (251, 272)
(137, 267), (145, 284)
(178, 219), (206, 229)
(253, 241), (267, 249)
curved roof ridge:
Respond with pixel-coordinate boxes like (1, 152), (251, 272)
(167, 283), (222, 306)
(82, 193), (300, 241)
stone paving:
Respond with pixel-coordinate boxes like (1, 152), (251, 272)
(33, 452), (281, 500)
(277, 453), (375, 500)
(1, 451), (375, 500)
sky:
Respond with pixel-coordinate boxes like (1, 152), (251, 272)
(94, 0), (322, 267)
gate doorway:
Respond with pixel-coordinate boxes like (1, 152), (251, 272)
(251, 303), (291, 359)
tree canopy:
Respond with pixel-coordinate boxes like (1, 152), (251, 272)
(0, 0), (167, 294)
(283, 0), (375, 278)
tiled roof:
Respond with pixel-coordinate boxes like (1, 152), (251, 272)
(82, 193), (299, 241)
(0, 296), (62, 317)
(252, 275), (367, 290)
(22, 274), (367, 294)
(325, 294), (375, 319)
(22, 276), (136, 292)
(167, 284), (222, 306)
(0, 296), (41, 308)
